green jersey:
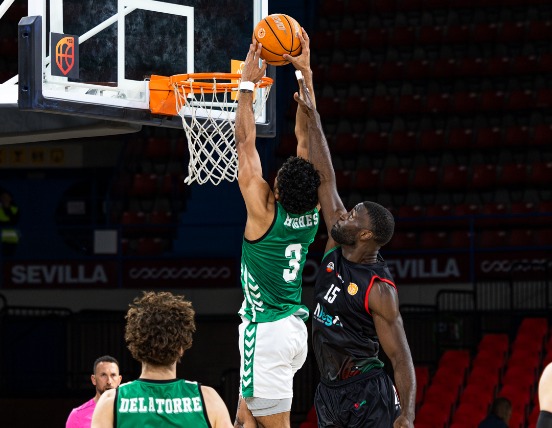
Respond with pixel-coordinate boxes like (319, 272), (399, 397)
(114, 379), (210, 428)
(239, 202), (319, 323)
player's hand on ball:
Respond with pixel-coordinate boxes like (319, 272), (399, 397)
(241, 42), (267, 85)
(283, 28), (311, 74)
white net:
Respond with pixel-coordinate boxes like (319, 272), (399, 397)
(174, 77), (272, 185)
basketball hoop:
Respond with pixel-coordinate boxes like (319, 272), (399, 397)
(149, 73), (273, 185)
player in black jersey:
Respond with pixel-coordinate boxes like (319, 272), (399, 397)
(288, 65), (416, 428)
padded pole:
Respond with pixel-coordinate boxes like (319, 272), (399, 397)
(18, 15), (42, 110)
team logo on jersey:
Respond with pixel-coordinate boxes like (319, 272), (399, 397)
(347, 282), (358, 295)
(326, 262), (334, 272)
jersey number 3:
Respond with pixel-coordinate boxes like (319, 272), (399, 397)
(283, 243), (302, 282)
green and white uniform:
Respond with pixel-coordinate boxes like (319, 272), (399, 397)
(239, 202), (319, 399)
(114, 379), (210, 427)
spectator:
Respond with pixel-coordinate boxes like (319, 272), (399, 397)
(0, 191), (20, 257)
(91, 291), (232, 428)
(66, 355), (122, 428)
(478, 397), (512, 428)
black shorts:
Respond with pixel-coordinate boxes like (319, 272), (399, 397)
(314, 369), (401, 428)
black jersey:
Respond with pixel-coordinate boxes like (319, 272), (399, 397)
(312, 246), (397, 382)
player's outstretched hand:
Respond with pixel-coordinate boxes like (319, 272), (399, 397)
(283, 28), (310, 74)
(241, 41), (267, 85)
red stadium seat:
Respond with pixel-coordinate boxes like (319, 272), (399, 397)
(389, 26), (416, 46)
(388, 232), (418, 250)
(443, 24), (471, 44)
(486, 57), (511, 76)
(471, 23), (498, 43)
(420, 231), (451, 249)
(353, 61), (378, 81)
(527, 21), (552, 41)
(479, 230), (509, 248)
(353, 169), (380, 191)
(389, 130), (418, 153)
(528, 162), (552, 186)
(498, 21), (526, 42)
(425, 92), (451, 113)
(332, 133), (361, 156)
(448, 128), (474, 151)
(144, 136), (171, 160)
(418, 25), (443, 45)
(419, 129), (446, 151)
(458, 57), (486, 77)
(511, 55), (539, 75)
(135, 237), (166, 256)
(506, 90), (535, 111)
(130, 173), (158, 197)
(360, 131), (389, 153)
(369, 94), (395, 116)
(450, 230), (473, 248)
(381, 166), (411, 191)
(364, 28), (388, 48)
(532, 123), (552, 147)
(536, 88), (552, 108)
(498, 163), (527, 187)
(475, 127), (503, 150)
(405, 59), (432, 79)
(397, 205), (424, 218)
(452, 402), (488, 427)
(478, 333), (509, 356)
(377, 60), (405, 80)
(412, 165), (440, 191)
(470, 164), (497, 190)
(480, 90), (505, 112)
(508, 229), (534, 247)
(396, 94), (424, 114)
(440, 164), (469, 190)
(459, 384), (493, 414)
(344, 97), (369, 121)
(452, 92), (480, 113)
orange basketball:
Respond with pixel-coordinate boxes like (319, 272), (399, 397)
(253, 14), (302, 66)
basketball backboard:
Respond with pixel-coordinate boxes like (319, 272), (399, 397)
(4, 0), (275, 140)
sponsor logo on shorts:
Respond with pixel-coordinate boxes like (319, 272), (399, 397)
(313, 303), (342, 327)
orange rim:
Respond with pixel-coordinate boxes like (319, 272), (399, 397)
(170, 73), (273, 94)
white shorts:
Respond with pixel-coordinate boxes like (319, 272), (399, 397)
(239, 315), (308, 400)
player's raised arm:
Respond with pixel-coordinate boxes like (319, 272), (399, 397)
(294, 79), (346, 250)
(284, 28), (316, 160)
(234, 42), (273, 237)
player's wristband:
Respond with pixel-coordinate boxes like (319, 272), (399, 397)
(239, 81), (255, 93)
(295, 70), (303, 80)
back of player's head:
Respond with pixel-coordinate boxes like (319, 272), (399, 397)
(276, 156), (320, 214)
(492, 397), (512, 420)
(363, 201), (395, 246)
(93, 355), (119, 374)
(125, 291), (196, 366)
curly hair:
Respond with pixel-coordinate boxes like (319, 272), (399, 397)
(125, 291), (196, 366)
(276, 156), (320, 214)
(363, 201), (395, 247)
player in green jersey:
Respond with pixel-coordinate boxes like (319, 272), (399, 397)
(233, 31), (320, 428)
(92, 291), (232, 428)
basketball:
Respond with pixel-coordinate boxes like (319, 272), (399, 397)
(253, 14), (302, 66)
